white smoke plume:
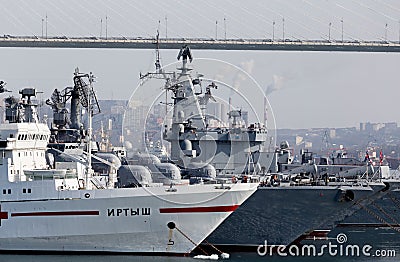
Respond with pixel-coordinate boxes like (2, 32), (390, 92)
(265, 74), (285, 95)
(212, 59), (255, 95)
(230, 59), (255, 94)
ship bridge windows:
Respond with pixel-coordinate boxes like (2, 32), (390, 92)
(18, 134), (27, 140)
(15, 133), (48, 141)
(2, 189), (11, 194)
(22, 188), (32, 194)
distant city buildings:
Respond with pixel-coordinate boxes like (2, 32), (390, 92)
(359, 122), (398, 132)
(329, 129), (336, 139)
(277, 122), (400, 169)
(34, 97), (400, 168)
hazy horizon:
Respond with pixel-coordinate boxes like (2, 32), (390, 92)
(0, 0), (399, 129)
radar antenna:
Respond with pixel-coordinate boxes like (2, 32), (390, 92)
(73, 68), (100, 116)
(155, 30), (162, 73)
(46, 68), (101, 142)
(0, 81), (11, 93)
(177, 45), (193, 62)
(199, 82), (218, 105)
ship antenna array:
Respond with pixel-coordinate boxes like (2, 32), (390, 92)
(139, 32), (185, 121)
(0, 81), (11, 93)
(71, 68), (100, 189)
(139, 31), (173, 81)
(155, 30), (161, 73)
(86, 72), (95, 183)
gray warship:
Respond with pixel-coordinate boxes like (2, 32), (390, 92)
(44, 68), (184, 188)
(132, 43), (387, 249)
(283, 148), (400, 247)
(44, 69), (123, 187)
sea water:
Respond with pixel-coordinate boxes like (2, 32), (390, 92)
(0, 253), (398, 262)
(0, 228), (398, 262)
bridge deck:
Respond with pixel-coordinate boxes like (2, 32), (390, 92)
(1, 36), (400, 52)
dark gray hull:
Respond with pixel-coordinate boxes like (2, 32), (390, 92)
(326, 183), (400, 243)
(205, 185), (382, 247)
(294, 182), (400, 255)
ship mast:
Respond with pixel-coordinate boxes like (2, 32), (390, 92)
(86, 72), (95, 188)
(154, 30), (167, 117)
(139, 31), (177, 128)
(155, 30), (162, 73)
(71, 68), (100, 189)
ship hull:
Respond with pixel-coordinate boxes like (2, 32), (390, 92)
(300, 188), (400, 255)
(0, 183), (256, 254)
(324, 181), (400, 244)
(205, 185), (382, 247)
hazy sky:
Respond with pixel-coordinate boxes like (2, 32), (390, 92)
(0, 0), (399, 129)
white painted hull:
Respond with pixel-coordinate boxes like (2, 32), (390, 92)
(0, 183), (257, 254)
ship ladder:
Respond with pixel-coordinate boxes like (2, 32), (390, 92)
(90, 177), (105, 189)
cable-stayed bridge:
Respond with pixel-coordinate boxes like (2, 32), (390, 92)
(1, 35), (400, 52)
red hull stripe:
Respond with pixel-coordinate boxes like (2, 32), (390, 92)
(0, 212), (8, 220)
(11, 211), (99, 217)
(159, 205), (240, 213)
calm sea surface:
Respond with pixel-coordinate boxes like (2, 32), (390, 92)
(0, 253), (398, 262)
(0, 228), (399, 262)
(0, 252), (398, 262)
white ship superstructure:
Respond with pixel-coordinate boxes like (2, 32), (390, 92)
(1, 88), (50, 182)
(0, 81), (257, 255)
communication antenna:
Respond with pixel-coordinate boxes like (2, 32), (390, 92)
(0, 81), (11, 93)
(155, 30), (161, 73)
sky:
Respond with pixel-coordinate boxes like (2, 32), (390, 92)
(0, 0), (399, 129)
